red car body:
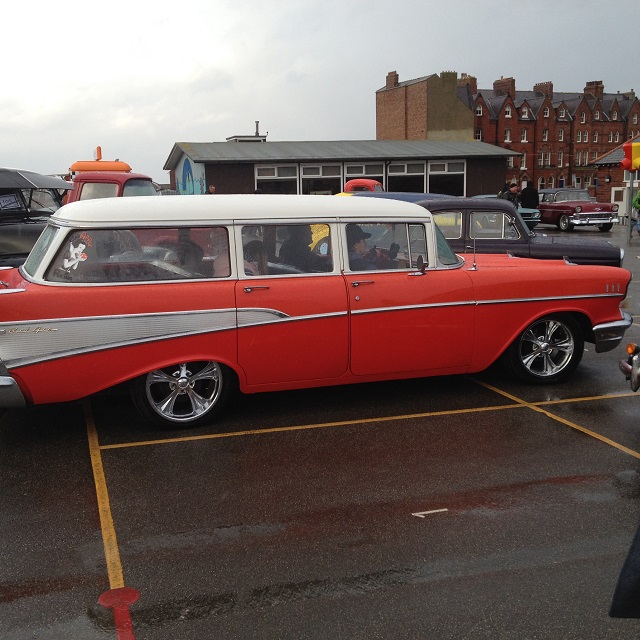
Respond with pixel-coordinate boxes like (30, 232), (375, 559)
(65, 170), (157, 203)
(538, 188), (619, 232)
(0, 194), (631, 428)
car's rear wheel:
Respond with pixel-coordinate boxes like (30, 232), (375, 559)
(558, 215), (574, 231)
(502, 314), (584, 384)
(598, 223), (613, 232)
(131, 360), (235, 428)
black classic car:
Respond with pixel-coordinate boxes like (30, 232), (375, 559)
(0, 168), (71, 267)
(351, 192), (624, 267)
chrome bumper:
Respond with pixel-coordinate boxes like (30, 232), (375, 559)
(570, 216), (619, 226)
(593, 311), (632, 353)
(0, 362), (25, 408)
(620, 354), (640, 392)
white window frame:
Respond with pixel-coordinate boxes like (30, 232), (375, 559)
(543, 106), (550, 117)
(559, 107), (566, 118)
(584, 130), (589, 143)
(613, 111), (618, 120)
(475, 128), (482, 141)
(542, 129), (549, 142)
(475, 104), (483, 116)
(557, 151), (563, 168)
(521, 129), (528, 142)
(577, 131), (582, 143)
(593, 131), (598, 143)
(580, 112), (586, 124)
(558, 129), (564, 142)
(521, 153), (527, 170)
(505, 105), (512, 118)
(522, 106), (528, 118)
(504, 128), (511, 142)
(595, 111), (600, 121)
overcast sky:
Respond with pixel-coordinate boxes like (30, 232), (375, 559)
(2, 0), (636, 183)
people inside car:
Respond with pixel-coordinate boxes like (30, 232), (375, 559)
(243, 240), (268, 276)
(279, 225), (330, 272)
(347, 224), (376, 271)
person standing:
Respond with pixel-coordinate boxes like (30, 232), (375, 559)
(520, 183), (539, 209)
(501, 183), (520, 206)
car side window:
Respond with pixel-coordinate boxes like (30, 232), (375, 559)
(470, 211), (519, 240)
(345, 222), (427, 271)
(432, 210), (462, 239)
(45, 226), (228, 282)
(241, 224), (333, 276)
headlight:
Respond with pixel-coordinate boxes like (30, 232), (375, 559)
(533, 212), (541, 219)
(575, 206), (582, 213)
(613, 204), (619, 212)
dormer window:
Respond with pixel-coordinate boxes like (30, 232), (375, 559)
(475, 104), (483, 116)
(505, 106), (512, 118)
(559, 108), (566, 118)
(543, 106), (550, 118)
(613, 111), (618, 120)
(580, 112), (586, 124)
(595, 111), (600, 121)
(634, 114), (638, 125)
(522, 107), (528, 118)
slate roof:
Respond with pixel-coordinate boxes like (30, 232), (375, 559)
(164, 139), (516, 171)
(593, 134), (640, 166)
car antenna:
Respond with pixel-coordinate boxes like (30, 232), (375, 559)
(465, 233), (478, 270)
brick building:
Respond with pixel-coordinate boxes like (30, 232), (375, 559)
(377, 70), (640, 201)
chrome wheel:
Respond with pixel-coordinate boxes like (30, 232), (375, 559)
(132, 360), (234, 428)
(504, 315), (583, 384)
(558, 215), (574, 231)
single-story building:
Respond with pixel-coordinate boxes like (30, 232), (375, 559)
(163, 137), (517, 196)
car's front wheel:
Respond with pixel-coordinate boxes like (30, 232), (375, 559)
(502, 314), (584, 384)
(598, 223), (613, 232)
(558, 215), (574, 231)
(131, 360), (236, 428)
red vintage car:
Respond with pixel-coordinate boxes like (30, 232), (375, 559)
(538, 188), (619, 232)
(0, 194), (631, 428)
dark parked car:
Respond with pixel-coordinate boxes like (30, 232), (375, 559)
(538, 188), (619, 232)
(0, 168), (71, 267)
(351, 192), (624, 267)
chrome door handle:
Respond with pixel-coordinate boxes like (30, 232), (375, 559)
(243, 286), (270, 293)
(351, 280), (375, 287)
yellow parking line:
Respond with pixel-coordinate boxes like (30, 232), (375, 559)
(96, 386), (640, 460)
(475, 380), (640, 460)
(99, 403), (526, 450)
(85, 400), (126, 589)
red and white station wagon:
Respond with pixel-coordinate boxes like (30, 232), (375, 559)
(0, 194), (632, 428)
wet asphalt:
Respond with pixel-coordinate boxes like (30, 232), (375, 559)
(3, 222), (640, 639)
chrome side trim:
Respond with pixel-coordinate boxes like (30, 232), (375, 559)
(0, 362), (25, 407)
(593, 311), (633, 353)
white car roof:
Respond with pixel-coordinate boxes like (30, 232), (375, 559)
(51, 194), (431, 226)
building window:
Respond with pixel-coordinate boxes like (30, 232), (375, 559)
(504, 129), (511, 142)
(522, 107), (528, 118)
(548, 176), (554, 189)
(575, 152), (581, 166)
(505, 106), (512, 118)
(542, 129), (549, 142)
(558, 129), (564, 142)
(255, 164), (299, 194)
(521, 153), (527, 169)
(581, 112), (586, 124)
(537, 152), (543, 168)
(613, 111), (618, 120)
(608, 131), (613, 142)
(577, 131), (582, 143)
(559, 108), (566, 118)
(521, 129), (528, 142)
(558, 151), (563, 168)
(595, 111), (600, 121)
(592, 151), (598, 161)
(615, 131), (620, 142)
(584, 130), (589, 143)
(543, 106), (550, 117)
(475, 104), (483, 116)
(507, 156), (514, 169)
(538, 177), (545, 190)
(634, 114), (639, 125)
(475, 128), (482, 141)
(300, 164), (343, 194)
(593, 131), (598, 143)
(544, 152), (551, 166)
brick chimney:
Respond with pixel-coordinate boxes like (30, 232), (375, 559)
(584, 80), (604, 99)
(533, 81), (554, 98)
(386, 71), (399, 90)
(457, 73), (477, 95)
(493, 76), (516, 98)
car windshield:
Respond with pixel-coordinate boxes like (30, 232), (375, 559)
(556, 190), (590, 202)
(122, 179), (158, 197)
(22, 188), (62, 213)
(0, 192), (27, 213)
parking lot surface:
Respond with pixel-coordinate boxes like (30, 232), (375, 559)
(3, 223), (640, 639)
